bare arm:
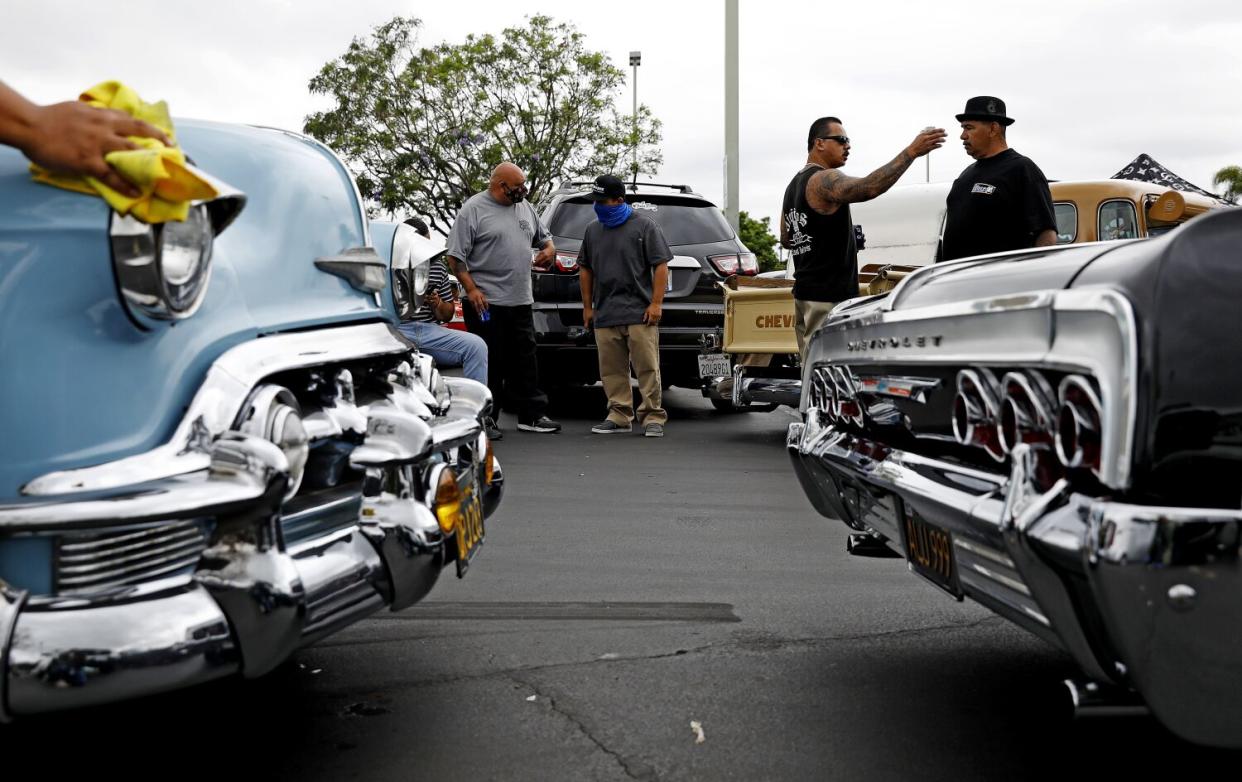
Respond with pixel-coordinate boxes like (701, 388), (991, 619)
(0, 80), (169, 198)
(1033, 229), (1057, 247)
(448, 255), (488, 314)
(579, 266), (594, 328)
(644, 263), (668, 326)
(806, 128), (945, 215)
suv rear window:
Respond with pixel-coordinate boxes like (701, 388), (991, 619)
(546, 196), (734, 245)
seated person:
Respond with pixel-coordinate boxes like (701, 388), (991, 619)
(396, 218), (499, 439)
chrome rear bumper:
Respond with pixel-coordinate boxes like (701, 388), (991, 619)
(789, 412), (1242, 749)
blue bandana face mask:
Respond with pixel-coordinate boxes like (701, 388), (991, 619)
(594, 201), (632, 228)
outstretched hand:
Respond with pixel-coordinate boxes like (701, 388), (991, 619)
(906, 127), (947, 159)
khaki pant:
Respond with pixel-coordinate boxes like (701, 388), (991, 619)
(794, 298), (837, 356)
(595, 323), (667, 427)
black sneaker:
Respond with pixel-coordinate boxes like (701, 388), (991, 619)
(517, 416), (562, 433)
(591, 420), (632, 434)
(643, 423), (665, 438)
(484, 417), (503, 440)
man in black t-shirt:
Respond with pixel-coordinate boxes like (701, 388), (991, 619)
(940, 96), (1056, 262)
(781, 117), (945, 354)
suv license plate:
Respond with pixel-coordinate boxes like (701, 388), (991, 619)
(455, 485), (485, 578)
(898, 500), (962, 598)
(698, 353), (731, 378)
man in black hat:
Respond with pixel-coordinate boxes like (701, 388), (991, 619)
(940, 96), (1056, 262)
(577, 174), (673, 437)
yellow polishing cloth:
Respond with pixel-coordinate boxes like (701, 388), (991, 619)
(29, 81), (217, 223)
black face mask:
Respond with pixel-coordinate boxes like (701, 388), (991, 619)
(502, 182), (528, 204)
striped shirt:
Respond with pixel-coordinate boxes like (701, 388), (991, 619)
(410, 259), (455, 323)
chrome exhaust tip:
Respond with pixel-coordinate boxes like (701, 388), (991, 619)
(1063, 679), (1148, 719)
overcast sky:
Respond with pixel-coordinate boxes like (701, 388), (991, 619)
(4, 0), (1239, 229)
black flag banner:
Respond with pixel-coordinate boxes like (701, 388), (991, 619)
(1111, 154), (1228, 203)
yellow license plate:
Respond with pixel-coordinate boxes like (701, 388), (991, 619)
(454, 484), (485, 578)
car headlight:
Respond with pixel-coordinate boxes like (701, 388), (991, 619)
(111, 206), (214, 323)
(412, 259), (429, 296)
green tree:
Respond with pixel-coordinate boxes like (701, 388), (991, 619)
(1213, 165), (1242, 204)
(305, 15), (662, 232)
(736, 210), (781, 273)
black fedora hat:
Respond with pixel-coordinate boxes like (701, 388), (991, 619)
(955, 96), (1014, 126)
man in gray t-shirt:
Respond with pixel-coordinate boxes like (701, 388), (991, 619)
(578, 174), (672, 437)
(446, 162), (561, 434)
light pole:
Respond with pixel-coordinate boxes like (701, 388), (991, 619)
(629, 51), (641, 184)
(724, 0), (738, 231)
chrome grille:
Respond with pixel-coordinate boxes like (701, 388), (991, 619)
(55, 520), (209, 595)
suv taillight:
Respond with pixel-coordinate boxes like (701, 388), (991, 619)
(708, 252), (758, 276)
(554, 251), (579, 272)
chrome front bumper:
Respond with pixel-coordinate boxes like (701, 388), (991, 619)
(0, 432), (501, 717)
(788, 412), (1242, 749)
(0, 325), (505, 718)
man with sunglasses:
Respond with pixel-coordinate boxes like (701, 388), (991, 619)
(447, 162), (562, 434)
(781, 117), (945, 354)
(940, 96), (1056, 262)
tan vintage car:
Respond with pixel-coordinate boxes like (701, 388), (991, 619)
(703, 179), (1224, 410)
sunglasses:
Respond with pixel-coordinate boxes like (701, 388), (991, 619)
(818, 135), (850, 145)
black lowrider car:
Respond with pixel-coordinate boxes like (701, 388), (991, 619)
(787, 208), (1242, 747)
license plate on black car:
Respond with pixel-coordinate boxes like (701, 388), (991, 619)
(897, 500), (962, 599)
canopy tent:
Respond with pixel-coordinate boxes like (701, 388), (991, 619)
(1111, 154), (1228, 203)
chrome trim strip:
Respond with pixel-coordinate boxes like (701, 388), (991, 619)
(2, 434), (285, 531)
(963, 562), (1034, 599)
(953, 537), (1015, 569)
(23, 323), (410, 496)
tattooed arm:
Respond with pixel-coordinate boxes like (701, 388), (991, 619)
(806, 127), (945, 215)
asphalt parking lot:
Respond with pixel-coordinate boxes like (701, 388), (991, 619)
(7, 386), (1236, 779)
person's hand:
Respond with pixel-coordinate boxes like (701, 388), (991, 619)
(905, 127), (946, 159)
(583, 306), (594, 330)
(426, 291), (453, 321)
(533, 244), (555, 269)
(22, 102), (171, 198)
(466, 286), (489, 316)
(643, 302), (662, 325)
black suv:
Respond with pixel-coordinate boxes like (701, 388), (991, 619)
(533, 181), (756, 390)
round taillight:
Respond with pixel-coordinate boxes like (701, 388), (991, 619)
(997, 372), (1056, 455)
(1055, 376), (1102, 470)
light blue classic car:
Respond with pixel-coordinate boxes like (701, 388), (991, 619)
(0, 120), (503, 716)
